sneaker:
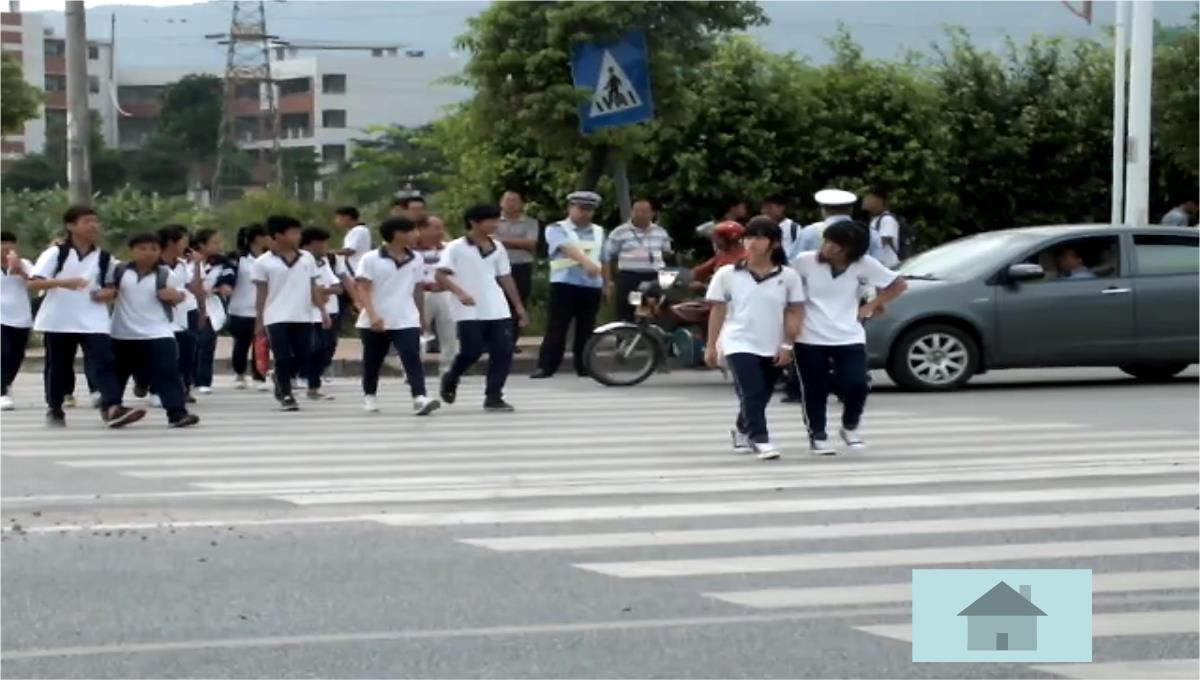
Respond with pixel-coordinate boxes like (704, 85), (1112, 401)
(730, 430), (753, 454)
(839, 427), (866, 451)
(754, 441), (782, 460)
(483, 397), (515, 412)
(321, 375), (336, 386)
(104, 405), (147, 429)
(529, 370), (553, 380)
(363, 395), (380, 413)
(63, 394), (77, 408)
(46, 409), (66, 427)
(254, 380), (269, 393)
(89, 392), (102, 408)
(133, 384), (148, 398)
(169, 414), (200, 428)
(233, 375), (248, 390)
(439, 374), (457, 405)
(185, 393), (197, 404)
(413, 395), (441, 416)
(0, 395), (13, 411)
(306, 389), (334, 401)
(196, 386), (213, 395)
(148, 394), (162, 409)
(280, 395), (299, 412)
(809, 435), (837, 456)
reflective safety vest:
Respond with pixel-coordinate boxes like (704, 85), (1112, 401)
(549, 222), (605, 272)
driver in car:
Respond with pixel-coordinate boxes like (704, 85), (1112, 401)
(1056, 245), (1095, 279)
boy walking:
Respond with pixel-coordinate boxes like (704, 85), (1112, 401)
(416, 215), (457, 374)
(300, 227), (343, 400)
(253, 215), (325, 411)
(435, 204), (529, 412)
(1, 231), (33, 410)
(356, 217), (440, 415)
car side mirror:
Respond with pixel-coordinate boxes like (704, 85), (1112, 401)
(1007, 263), (1045, 282)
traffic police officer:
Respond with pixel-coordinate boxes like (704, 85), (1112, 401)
(790, 188), (884, 260)
(532, 191), (608, 379)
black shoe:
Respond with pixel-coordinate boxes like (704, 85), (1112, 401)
(780, 394), (803, 403)
(575, 370), (590, 378)
(529, 370), (553, 379)
(46, 409), (66, 427)
(105, 405), (147, 429)
(439, 374), (457, 404)
(484, 397), (515, 412)
(169, 414), (200, 428)
(280, 395), (299, 412)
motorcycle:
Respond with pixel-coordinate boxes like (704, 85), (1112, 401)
(583, 268), (721, 387)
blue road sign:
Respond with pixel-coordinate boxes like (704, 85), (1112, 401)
(570, 30), (654, 134)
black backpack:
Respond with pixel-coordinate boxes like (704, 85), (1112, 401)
(875, 211), (915, 260)
(111, 262), (174, 322)
(52, 242), (112, 287)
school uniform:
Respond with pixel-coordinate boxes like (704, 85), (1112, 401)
(791, 251), (897, 445)
(418, 242), (457, 374)
(603, 222), (672, 322)
(226, 252), (265, 383)
(29, 244), (124, 414)
(1, 257), (34, 398)
(110, 264), (192, 424)
(355, 247), (428, 400)
(343, 223), (372, 274)
(436, 236), (514, 402)
(251, 249), (320, 403)
(305, 253), (344, 391)
(706, 263), (805, 456)
(194, 254), (234, 390)
(537, 218), (605, 376)
(169, 258), (201, 393)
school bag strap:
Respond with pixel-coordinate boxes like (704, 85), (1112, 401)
(54, 242), (112, 287)
(112, 261), (174, 321)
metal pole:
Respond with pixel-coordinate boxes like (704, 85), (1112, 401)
(65, 0), (91, 204)
(1123, 0), (1154, 226)
(611, 156), (632, 222)
(1110, 0), (1128, 225)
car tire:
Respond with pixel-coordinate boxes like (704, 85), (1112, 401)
(887, 324), (980, 391)
(1118, 362), (1189, 382)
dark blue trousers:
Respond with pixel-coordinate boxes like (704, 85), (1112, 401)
(1, 324), (30, 396)
(794, 342), (870, 438)
(446, 319), (513, 399)
(114, 338), (188, 422)
(359, 327), (425, 397)
(42, 332), (122, 412)
(726, 353), (782, 444)
(266, 322), (312, 399)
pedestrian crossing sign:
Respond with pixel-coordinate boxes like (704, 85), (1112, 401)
(571, 30), (655, 134)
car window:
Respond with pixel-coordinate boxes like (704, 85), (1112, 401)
(1020, 236), (1119, 282)
(1133, 234), (1199, 276)
(899, 231), (1041, 280)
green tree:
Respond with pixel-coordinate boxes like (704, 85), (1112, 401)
(328, 125), (447, 206)
(1151, 13), (1199, 204)
(2, 111), (125, 194)
(156, 74), (223, 188)
(1, 53), (42, 135)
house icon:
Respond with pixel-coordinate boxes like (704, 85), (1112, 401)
(958, 581), (1047, 651)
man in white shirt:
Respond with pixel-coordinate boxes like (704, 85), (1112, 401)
(301, 227), (344, 400)
(355, 217), (440, 415)
(1, 231), (34, 411)
(435, 204), (529, 412)
(253, 215), (326, 411)
(108, 232), (198, 428)
(417, 215), (457, 375)
(863, 189), (902, 268)
(26, 206), (146, 428)
(761, 195), (800, 259)
(603, 197), (673, 322)
(335, 206), (372, 275)
(159, 225), (203, 402)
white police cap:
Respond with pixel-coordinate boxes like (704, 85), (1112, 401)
(814, 188), (857, 207)
(566, 191), (602, 209)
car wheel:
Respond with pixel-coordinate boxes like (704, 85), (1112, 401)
(887, 324), (979, 391)
(1118, 362), (1189, 382)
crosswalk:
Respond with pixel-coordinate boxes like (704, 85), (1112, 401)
(1, 375), (1197, 677)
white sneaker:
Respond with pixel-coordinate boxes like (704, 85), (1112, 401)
(233, 375), (248, 390)
(413, 395), (441, 416)
(754, 441), (782, 460)
(322, 375), (336, 385)
(149, 394), (162, 409)
(255, 380), (270, 392)
(89, 392), (102, 408)
(810, 436), (837, 456)
(363, 395), (380, 413)
(730, 430), (753, 454)
(0, 395), (13, 411)
(197, 386), (213, 395)
(839, 427), (866, 450)
(63, 394), (77, 408)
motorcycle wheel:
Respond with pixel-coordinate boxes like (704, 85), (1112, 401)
(584, 326), (661, 387)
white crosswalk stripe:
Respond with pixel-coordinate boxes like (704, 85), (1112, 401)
(2, 375), (1196, 675)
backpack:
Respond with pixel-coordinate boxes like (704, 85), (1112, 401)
(52, 242), (112, 287)
(112, 262), (174, 322)
(875, 211), (915, 260)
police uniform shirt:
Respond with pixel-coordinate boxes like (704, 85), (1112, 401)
(546, 219), (604, 288)
(29, 245), (113, 335)
(1, 257), (34, 329)
(354, 247), (423, 331)
(705, 263), (805, 358)
(792, 251), (896, 346)
(250, 250), (321, 326)
(436, 236), (512, 322)
(111, 265), (184, 341)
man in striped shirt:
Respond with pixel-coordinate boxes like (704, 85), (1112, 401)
(603, 198), (673, 322)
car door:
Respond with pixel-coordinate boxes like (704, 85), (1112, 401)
(1130, 232), (1200, 362)
(993, 234), (1135, 367)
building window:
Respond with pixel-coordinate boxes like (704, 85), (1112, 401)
(322, 144), (346, 164)
(45, 108), (66, 129)
(321, 109), (346, 128)
(281, 112), (310, 138)
(87, 44), (99, 60)
(278, 77), (311, 97)
(88, 75), (100, 93)
(44, 74), (66, 91)
(322, 74), (346, 94)
(234, 82), (259, 100)
(43, 39), (63, 56)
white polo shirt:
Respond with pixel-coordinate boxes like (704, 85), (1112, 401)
(250, 250), (320, 326)
(870, 213), (901, 268)
(1, 258), (34, 329)
(705, 263), (805, 357)
(343, 224), (372, 274)
(310, 255), (342, 323)
(168, 258), (200, 332)
(791, 252), (897, 346)
(111, 265), (185, 341)
(227, 253), (259, 318)
(30, 245), (112, 334)
(436, 236), (512, 322)
(354, 247), (423, 331)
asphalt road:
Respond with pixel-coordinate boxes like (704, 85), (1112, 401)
(2, 367), (1197, 679)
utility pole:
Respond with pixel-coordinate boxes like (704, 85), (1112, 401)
(1110, 0), (1128, 224)
(1123, 0), (1154, 226)
(64, 0), (91, 204)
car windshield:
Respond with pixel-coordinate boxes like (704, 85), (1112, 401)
(899, 231), (1043, 281)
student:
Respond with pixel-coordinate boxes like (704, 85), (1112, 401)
(192, 228), (233, 395)
(791, 220), (907, 454)
(334, 206), (371, 275)
(156, 225), (203, 403)
(26, 205), (145, 428)
(300, 226), (342, 400)
(227, 223), (270, 390)
(108, 233), (199, 428)
(1, 231), (34, 411)
(704, 217), (805, 460)
(355, 217), (440, 415)
(391, 196), (428, 223)
(416, 215), (457, 375)
(252, 215), (325, 411)
(435, 204), (529, 412)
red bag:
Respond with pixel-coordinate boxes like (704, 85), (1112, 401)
(254, 333), (271, 377)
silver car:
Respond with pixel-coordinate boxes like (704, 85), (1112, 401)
(865, 225), (1199, 390)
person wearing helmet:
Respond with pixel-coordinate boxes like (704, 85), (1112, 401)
(690, 221), (746, 288)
